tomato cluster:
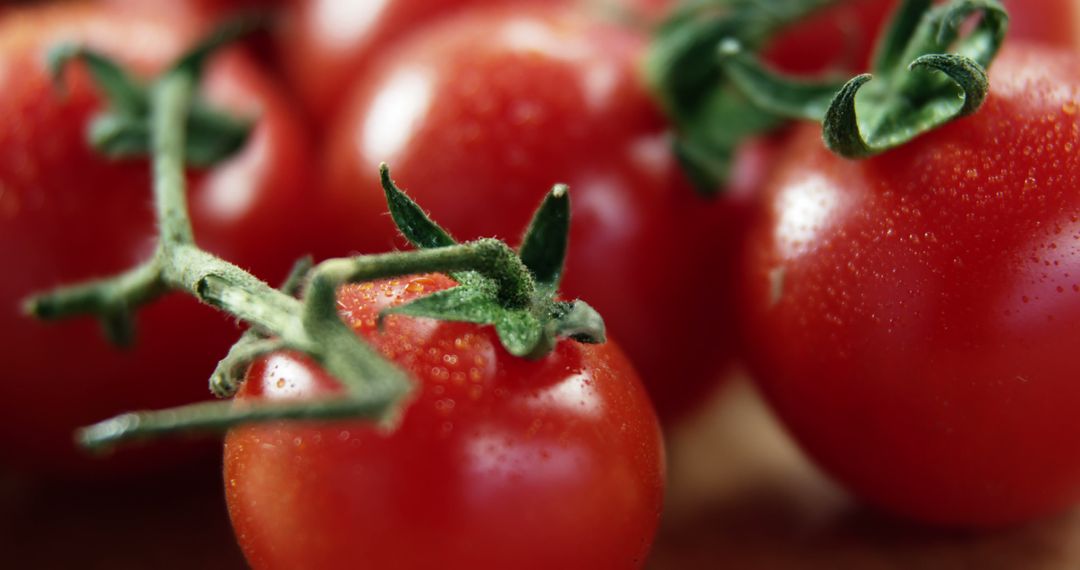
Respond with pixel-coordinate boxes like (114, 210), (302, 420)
(5, 0), (1080, 567)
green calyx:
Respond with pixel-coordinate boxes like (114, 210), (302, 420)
(47, 17), (263, 167)
(379, 165), (605, 359)
(644, 0), (842, 193)
(718, 0), (1008, 158)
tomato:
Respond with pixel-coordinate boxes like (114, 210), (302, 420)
(317, 4), (758, 421)
(101, 0), (279, 26)
(1007, 0), (1080, 50)
(763, 0), (897, 75)
(738, 43), (1080, 526)
(224, 274), (665, 569)
(276, 0), (572, 127)
(0, 3), (313, 475)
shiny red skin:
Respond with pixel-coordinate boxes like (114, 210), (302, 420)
(739, 44), (1080, 526)
(319, 5), (757, 421)
(277, 0), (565, 126)
(1007, 0), (1080, 50)
(764, 0), (897, 75)
(225, 274), (665, 570)
(101, 0), (278, 26)
(0, 4), (312, 475)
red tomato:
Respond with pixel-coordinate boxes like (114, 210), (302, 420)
(1006, 0), (1080, 49)
(225, 274), (665, 569)
(318, 4), (758, 421)
(763, 0), (897, 75)
(0, 3), (313, 475)
(277, 0), (565, 126)
(100, 0), (278, 27)
(739, 43), (1080, 526)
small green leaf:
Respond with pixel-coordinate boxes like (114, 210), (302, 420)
(518, 184), (570, 290)
(549, 300), (605, 344)
(494, 310), (543, 357)
(870, 0), (932, 72)
(85, 105), (251, 167)
(718, 40), (846, 122)
(89, 113), (150, 159)
(380, 286), (502, 326)
(47, 45), (147, 115)
(643, 0), (838, 190)
(184, 103), (252, 167)
(821, 74), (875, 158)
(908, 53), (988, 116)
(171, 16), (266, 78)
(380, 164), (457, 249)
(670, 86), (784, 193)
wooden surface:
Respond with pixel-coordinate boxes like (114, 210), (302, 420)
(2, 378), (1079, 569)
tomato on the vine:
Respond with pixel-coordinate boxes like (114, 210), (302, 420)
(225, 274), (665, 570)
(738, 42), (1080, 526)
(315, 4), (755, 421)
(0, 3), (313, 474)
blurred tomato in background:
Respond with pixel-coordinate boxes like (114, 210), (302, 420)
(2, 0), (1080, 568)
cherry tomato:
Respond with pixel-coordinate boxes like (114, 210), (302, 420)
(225, 274), (665, 569)
(764, 0), (897, 75)
(0, 3), (313, 475)
(318, 4), (758, 420)
(1006, 0), (1080, 49)
(276, 0), (573, 127)
(101, 0), (278, 27)
(738, 43), (1080, 526)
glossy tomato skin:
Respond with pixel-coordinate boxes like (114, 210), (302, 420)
(277, 0), (567, 126)
(318, 5), (758, 421)
(739, 44), (1080, 526)
(764, 0), (896, 75)
(101, 0), (279, 26)
(0, 4), (313, 475)
(225, 274), (665, 570)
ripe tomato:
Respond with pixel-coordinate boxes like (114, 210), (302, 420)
(0, 3), (313, 475)
(738, 43), (1080, 526)
(101, 0), (279, 26)
(276, 0), (573, 127)
(763, 0), (896, 75)
(318, 4), (760, 421)
(225, 274), (665, 569)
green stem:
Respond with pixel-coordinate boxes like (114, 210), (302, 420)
(209, 256), (313, 398)
(309, 239), (535, 314)
(79, 396), (392, 451)
(151, 73), (197, 246)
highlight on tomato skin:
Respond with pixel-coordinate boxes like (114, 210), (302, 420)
(225, 274), (665, 570)
(738, 42), (1080, 527)
(0, 2), (314, 476)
